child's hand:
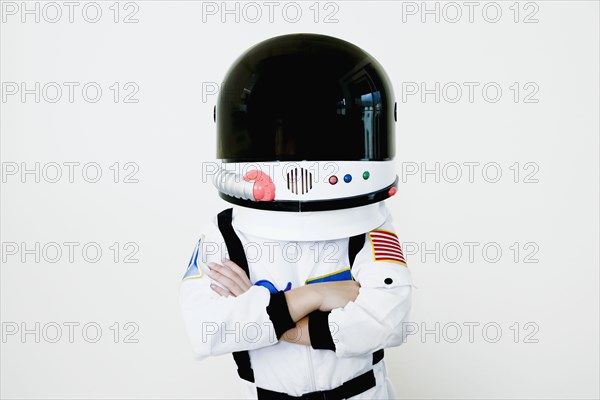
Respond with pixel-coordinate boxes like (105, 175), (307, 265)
(283, 280), (361, 323)
(207, 259), (253, 297)
(314, 281), (361, 312)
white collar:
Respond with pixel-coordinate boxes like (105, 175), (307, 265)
(231, 202), (389, 241)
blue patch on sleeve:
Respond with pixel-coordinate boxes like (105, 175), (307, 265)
(183, 239), (204, 280)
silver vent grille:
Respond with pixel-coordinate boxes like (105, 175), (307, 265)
(287, 168), (313, 195)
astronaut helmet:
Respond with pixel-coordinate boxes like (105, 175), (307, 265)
(212, 33), (398, 241)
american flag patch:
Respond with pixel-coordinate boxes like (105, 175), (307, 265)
(369, 230), (406, 265)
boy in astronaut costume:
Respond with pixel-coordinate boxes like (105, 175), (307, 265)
(180, 34), (413, 399)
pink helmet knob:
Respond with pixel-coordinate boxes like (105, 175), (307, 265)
(243, 170), (276, 201)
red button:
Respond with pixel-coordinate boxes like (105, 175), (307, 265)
(329, 176), (338, 185)
(388, 187), (397, 196)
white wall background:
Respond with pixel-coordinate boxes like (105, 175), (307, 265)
(1, 1), (598, 399)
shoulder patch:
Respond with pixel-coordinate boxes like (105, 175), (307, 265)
(368, 230), (407, 266)
(183, 236), (206, 280)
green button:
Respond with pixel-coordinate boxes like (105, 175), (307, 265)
(363, 171), (370, 180)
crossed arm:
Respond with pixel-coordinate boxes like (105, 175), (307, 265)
(207, 259), (360, 346)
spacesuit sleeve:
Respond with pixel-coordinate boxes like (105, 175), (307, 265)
(310, 215), (413, 358)
(179, 221), (294, 360)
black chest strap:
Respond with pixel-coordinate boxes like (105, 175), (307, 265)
(217, 208), (254, 383)
(348, 233), (365, 268)
(216, 208), (384, 384)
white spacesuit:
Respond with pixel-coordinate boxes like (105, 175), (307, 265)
(180, 34), (413, 399)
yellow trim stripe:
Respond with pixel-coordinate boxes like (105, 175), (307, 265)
(369, 233), (377, 262)
(376, 259), (408, 267)
(305, 267), (352, 284)
(371, 229), (398, 238)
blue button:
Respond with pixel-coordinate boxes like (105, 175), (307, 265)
(344, 174), (352, 183)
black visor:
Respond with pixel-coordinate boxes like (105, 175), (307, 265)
(216, 34), (396, 162)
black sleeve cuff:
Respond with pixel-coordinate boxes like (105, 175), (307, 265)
(266, 291), (296, 339)
(309, 310), (336, 351)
